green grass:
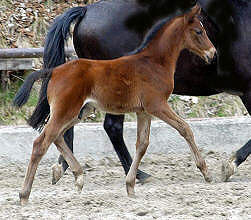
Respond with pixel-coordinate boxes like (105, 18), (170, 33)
(0, 78), (39, 125)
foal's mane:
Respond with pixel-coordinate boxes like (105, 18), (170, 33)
(126, 12), (183, 56)
(126, 17), (170, 55)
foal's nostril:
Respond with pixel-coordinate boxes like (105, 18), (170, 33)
(209, 49), (217, 63)
(212, 52), (217, 63)
(206, 56), (212, 64)
(206, 54), (217, 64)
(204, 47), (217, 64)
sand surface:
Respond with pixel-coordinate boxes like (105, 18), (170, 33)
(0, 151), (250, 219)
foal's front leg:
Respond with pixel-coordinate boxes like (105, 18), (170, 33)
(126, 112), (151, 196)
(103, 113), (151, 182)
(149, 102), (212, 183)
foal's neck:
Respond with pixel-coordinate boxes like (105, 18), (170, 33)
(143, 17), (186, 73)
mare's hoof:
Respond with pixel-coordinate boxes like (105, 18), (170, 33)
(136, 171), (152, 184)
(51, 163), (64, 185)
(75, 174), (84, 192)
(137, 176), (155, 185)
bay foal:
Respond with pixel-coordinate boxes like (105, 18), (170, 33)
(18, 5), (216, 204)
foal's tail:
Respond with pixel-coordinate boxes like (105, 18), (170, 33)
(43, 6), (87, 68)
(13, 69), (52, 131)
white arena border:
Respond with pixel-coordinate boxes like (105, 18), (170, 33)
(0, 116), (250, 162)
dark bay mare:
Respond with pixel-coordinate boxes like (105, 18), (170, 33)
(15, 0), (251, 183)
(15, 6), (216, 204)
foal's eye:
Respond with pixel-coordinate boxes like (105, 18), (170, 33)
(195, 30), (203, 35)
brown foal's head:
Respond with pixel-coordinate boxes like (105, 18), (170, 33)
(183, 5), (216, 64)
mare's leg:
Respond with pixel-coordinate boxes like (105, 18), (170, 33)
(52, 127), (74, 185)
(54, 135), (84, 191)
(126, 112), (151, 196)
(61, 127), (74, 171)
(19, 122), (60, 205)
(104, 114), (151, 182)
(148, 102), (212, 183)
(222, 90), (251, 181)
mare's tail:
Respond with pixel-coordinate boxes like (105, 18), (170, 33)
(13, 69), (53, 131)
(43, 6), (87, 68)
(34, 6), (86, 130)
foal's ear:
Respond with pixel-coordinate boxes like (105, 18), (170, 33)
(185, 4), (201, 23)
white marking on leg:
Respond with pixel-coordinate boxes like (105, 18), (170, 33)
(75, 174), (84, 192)
(51, 163), (64, 185)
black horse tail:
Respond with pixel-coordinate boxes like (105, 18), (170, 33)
(24, 7), (86, 131)
(43, 6), (87, 68)
(13, 69), (53, 131)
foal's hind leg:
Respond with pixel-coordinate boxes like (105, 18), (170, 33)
(52, 128), (74, 185)
(52, 104), (94, 185)
(148, 102), (212, 183)
(54, 135), (84, 191)
(19, 122), (60, 205)
(126, 112), (151, 196)
(53, 104), (95, 190)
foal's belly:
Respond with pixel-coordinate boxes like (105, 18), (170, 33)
(83, 96), (144, 114)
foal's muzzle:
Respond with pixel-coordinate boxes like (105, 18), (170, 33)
(203, 47), (217, 64)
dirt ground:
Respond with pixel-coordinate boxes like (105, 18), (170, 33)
(0, 151), (250, 220)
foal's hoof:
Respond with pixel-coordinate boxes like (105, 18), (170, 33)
(51, 163), (64, 185)
(128, 193), (137, 199)
(221, 155), (237, 182)
(20, 198), (28, 206)
(127, 188), (136, 198)
(19, 192), (29, 206)
(204, 172), (213, 183)
(126, 181), (136, 197)
(75, 174), (84, 192)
